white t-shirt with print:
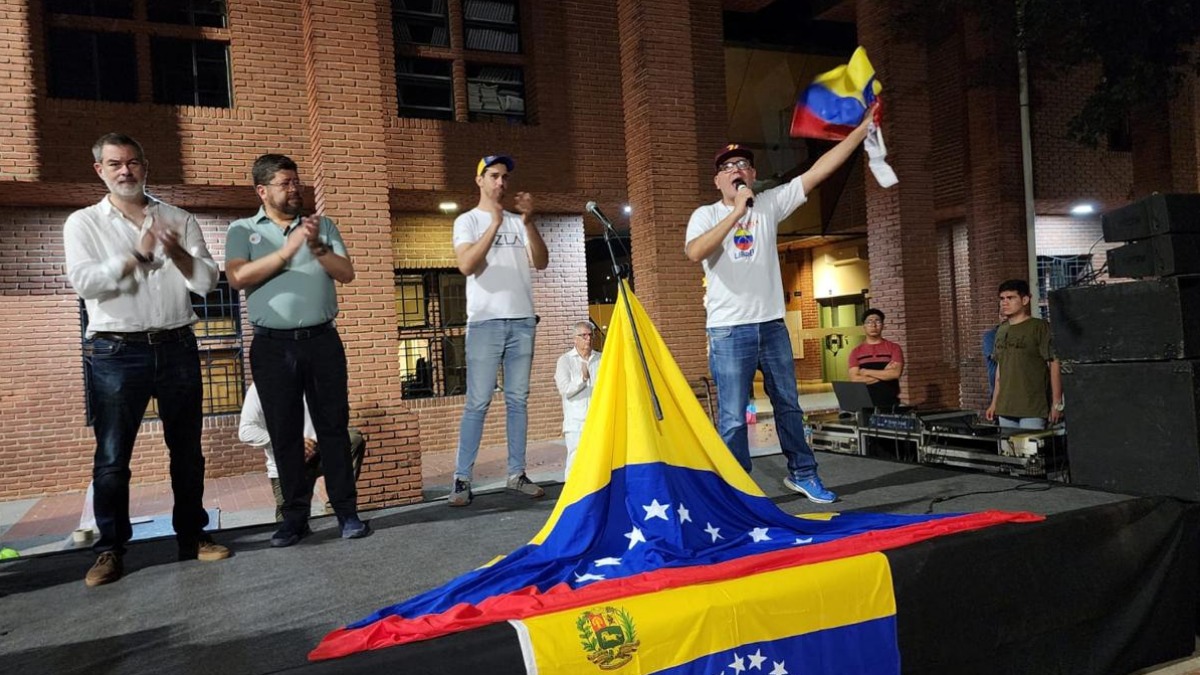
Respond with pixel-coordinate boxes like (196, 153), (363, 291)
(685, 177), (807, 328)
(452, 208), (535, 323)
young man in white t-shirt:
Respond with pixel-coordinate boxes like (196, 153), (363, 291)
(448, 154), (550, 506)
(685, 114), (873, 503)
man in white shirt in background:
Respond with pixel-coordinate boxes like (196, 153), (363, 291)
(64, 132), (230, 588)
(447, 154), (550, 506)
(239, 382), (366, 522)
(554, 320), (602, 480)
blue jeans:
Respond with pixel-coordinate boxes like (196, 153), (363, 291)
(999, 416), (1047, 430)
(454, 318), (536, 480)
(707, 319), (817, 478)
(85, 332), (208, 554)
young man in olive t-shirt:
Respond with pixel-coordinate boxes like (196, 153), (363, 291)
(985, 279), (1062, 429)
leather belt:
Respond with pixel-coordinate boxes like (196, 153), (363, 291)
(253, 321), (334, 340)
(94, 327), (192, 344)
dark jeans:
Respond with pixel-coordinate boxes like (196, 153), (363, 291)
(269, 428), (367, 522)
(85, 332), (208, 554)
(251, 328), (357, 527)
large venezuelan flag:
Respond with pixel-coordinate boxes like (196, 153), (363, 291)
(310, 284), (1040, 671)
(791, 46), (881, 141)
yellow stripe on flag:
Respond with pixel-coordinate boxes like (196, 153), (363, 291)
(531, 285), (762, 546)
(811, 46), (883, 101)
(514, 552), (895, 674)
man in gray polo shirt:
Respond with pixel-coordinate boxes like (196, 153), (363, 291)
(226, 154), (369, 547)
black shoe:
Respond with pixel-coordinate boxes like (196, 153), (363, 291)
(339, 515), (371, 539)
(270, 522), (312, 548)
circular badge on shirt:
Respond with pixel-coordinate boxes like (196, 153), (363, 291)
(249, 233), (262, 245)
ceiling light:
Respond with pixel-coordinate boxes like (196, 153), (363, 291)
(1069, 202), (1096, 216)
(438, 201), (459, 214)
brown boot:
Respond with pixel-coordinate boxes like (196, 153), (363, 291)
(84, 552), (123, 587)
(179, 538), (232, 562)
(195, 540), (231, 562)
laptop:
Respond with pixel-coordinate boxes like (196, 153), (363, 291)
(832, 381), (878, 414)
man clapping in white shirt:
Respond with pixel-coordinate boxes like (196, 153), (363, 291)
(554, 320), (602, 480)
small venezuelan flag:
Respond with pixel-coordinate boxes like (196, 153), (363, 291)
(309, 283), (1039, 671)
(791, 46), (881, 141)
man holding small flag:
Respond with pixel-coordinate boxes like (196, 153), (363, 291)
(686, 94), (876, 503)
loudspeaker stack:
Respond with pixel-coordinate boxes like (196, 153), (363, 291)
(1050, 194), (1200, 501)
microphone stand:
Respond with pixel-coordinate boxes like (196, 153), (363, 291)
(597, 209), (663, 421)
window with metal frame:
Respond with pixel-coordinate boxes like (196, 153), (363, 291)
(46, 29), (138, 103)
(146, 0), (227, 28)
(150, 37), (231, 107)
(45, 0), (232, 108)
(391, 0), (528, 122)
(1037, 254), (1093, 317)
(396, 269), (468, 398)
(392, 0), (450, 48)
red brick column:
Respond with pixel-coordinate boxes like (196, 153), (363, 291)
(301, 0), (422, 508)
(0, 0), (38, 181)
(858, 0), (959, 408)
(958, 8), (1031, 410)
(616, 0), (724, 381)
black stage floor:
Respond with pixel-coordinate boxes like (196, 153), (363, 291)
(2, 452), (1196, 675)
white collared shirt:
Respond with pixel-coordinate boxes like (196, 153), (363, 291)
(555, 347), (602, 432)
(238, 383), (317, 479)
(64, 195), (218, 336)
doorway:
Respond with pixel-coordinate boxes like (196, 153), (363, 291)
(817, 294), (866, 382)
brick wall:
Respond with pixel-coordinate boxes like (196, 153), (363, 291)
(617, 0), (722, 383)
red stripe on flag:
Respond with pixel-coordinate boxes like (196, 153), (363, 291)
(790, 105), (858, 140)
(310, 510), (1041, 661)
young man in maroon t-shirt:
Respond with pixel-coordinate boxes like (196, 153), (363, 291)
(848, 309), (904, 408)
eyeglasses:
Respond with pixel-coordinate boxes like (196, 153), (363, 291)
(265, 179), (303, 191)
(575, 333), (592, 338)
(718, 159), (753, 173)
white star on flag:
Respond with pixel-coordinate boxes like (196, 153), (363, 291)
(594, 557), (622, 567)
(794, 537), (813, 545)
(769, 661), (788, 675)
(748, 649), (767, 669)
(749, 527), (771, 542)
(678, 503), (692, 523)
(729, 652), (746, 673)
(704, 522), (723, 543)
(624, 526), (646, 549)
(574, 572), (605, 583)
(642, 499), (670, 521)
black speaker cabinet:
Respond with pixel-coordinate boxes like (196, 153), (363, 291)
(1064, 360), (1200, 501)
(1102, 194), (1200, 243)
(1108, 235), (1200, 279)
(1049, 277), (1200, 362)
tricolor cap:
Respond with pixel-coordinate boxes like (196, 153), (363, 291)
(477, 154), (515, 176)
(713, 144), (754, 169)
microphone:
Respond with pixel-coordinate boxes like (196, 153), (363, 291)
(585, 201), (616, 231)
(733, 179), (754, 208)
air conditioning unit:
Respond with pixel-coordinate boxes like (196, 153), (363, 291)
(830, 245), (868, 266)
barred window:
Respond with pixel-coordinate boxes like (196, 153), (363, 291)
(80, 273), (245, 422)
(396, 269), (468, 398)
(1037, 254), (1093, 317)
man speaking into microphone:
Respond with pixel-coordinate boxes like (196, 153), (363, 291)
(685, 111), (874, 503)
